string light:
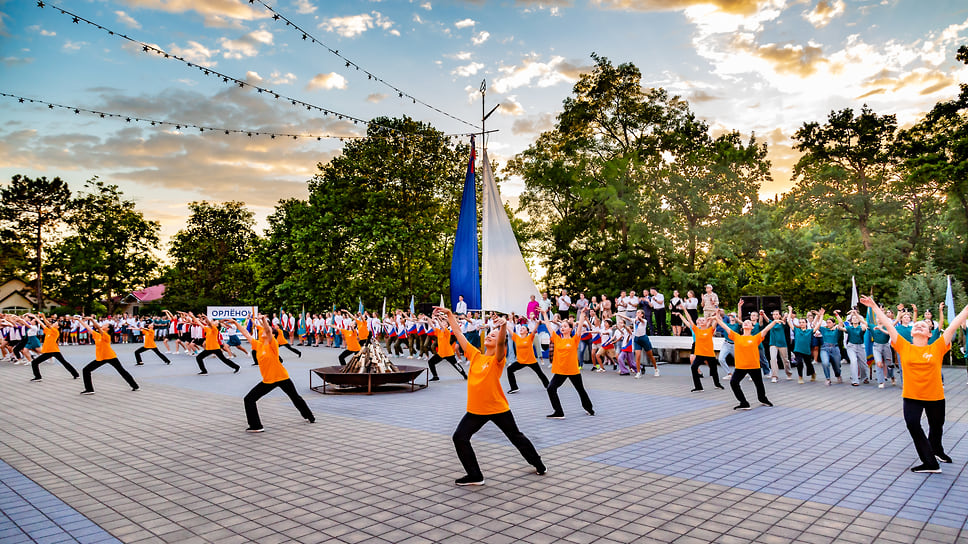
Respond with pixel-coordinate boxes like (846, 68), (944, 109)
(1, 92), (492, 143)
(245, 0), (479, 130)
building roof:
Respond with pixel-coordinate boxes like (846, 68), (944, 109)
(130, 284), (165, 303)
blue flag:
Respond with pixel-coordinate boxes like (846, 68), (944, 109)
(409, 295), (415, 315)
(358, 298), (364, 315)
(450, 135), (482, 311)
(946, 275), (955, 325)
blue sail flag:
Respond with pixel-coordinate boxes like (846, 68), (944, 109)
(450, 135), (482, 311)
(358, 298), (364, 315)
(946, 275), (956, 325)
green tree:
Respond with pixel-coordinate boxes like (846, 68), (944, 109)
(48, 179), (160, 314)
(0, 227), (27, 281)
(166, 201), (256, 311)
(0, 174), (71, 309)
(255, 116), (468, 311)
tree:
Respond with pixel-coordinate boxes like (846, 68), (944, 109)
(255, 117), (468, 311)
(165, 201), (257, 311)
(48, 179), (161, 314)
(0, 174), (71, 309)
(0, 227), (27, 281)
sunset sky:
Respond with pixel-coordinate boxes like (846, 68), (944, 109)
(1, 0), (967, 242)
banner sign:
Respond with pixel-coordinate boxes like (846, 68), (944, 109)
(206, 306), (258, 320)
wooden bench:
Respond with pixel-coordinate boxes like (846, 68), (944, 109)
(648, 336), (726, 363)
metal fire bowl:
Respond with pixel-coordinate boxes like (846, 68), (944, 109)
(309, 365), (428, 395)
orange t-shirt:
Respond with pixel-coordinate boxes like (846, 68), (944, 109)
(693, 327), (715, 357)
(465, 345), (509, 415)
(275, 328), (289, 345)
(435, 329), (455, 357)
(728, 330), (763, 370)
(893, 336), (949, 401)
(41, 326), (59, 353)
(512, 332), (537, 365)
(356, 319), (369, 340)
(341, 329), (361, 351)
(143, 328), (156, 349)
(93, 330), (117, 361)
(551, 334), (580, 375)
(204, 325), (221, 350)
(252, 337), (289, 383)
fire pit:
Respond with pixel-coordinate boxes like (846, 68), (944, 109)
(310, 343), (427, 394)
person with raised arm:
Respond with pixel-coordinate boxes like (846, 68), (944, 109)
(813, 309), (844, 386)
(860, 295), (968, 473)
(838, 308), (869, 386)
(712, 302), (780, 410)
(189, 313), (240, 375)
(506, 318), (549, 393)
(76, 316), (139, 395)
(232, 317), (315, 433)
(434, 306), (545, 486)
(337, 313), (362, 366)
(786, 306), (817, 383)
(676, 306), (724, 392)
(133, 319), (171, 366)
(426, 315), (466, 381)
(28, 313), (79, 381)
(542, 309), (595, 419)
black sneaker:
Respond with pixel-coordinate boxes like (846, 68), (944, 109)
(429, 376), (440, 382)
(733, 404), (752, 411)
(233, 366), (240, 374)
(131, 387), (140, 392)
(245, 428), (264, 433)
(760, 400), (773, 407)
(80, 390), (95, 395)
(690, 388), (703, 392)
(911, 464), (941, 473)
(198, 372), (208, 375)
(585, 409), (595, 416)
(715, 384), (724, 389)
(306, 417), (316, 424)
(135, 362), (144, 366)
(455, 475), (484, 486)
(507, 388), (519, 394)
(534, 464), (546, 476)
(936, 453), (953, 464)
(30, 378), (42, 382)
(546, 413), (565, 419)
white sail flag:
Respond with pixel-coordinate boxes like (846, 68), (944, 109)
(850, 276), (859, 309)
(480, 150), (540, 315)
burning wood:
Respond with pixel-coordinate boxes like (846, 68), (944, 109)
(340, 343), (400, 374)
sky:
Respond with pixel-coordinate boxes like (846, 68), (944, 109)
(1, 0), (967, 244)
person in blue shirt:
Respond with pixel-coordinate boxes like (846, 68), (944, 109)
(813, 309), (843, 386)
(786, 306), (817, 383)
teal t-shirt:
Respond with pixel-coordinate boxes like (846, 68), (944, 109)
(870, 327), (890, 344)
(768, 324), (787, 347)
(895, 323), (913, 342)
(819, 326), (839, 344)
(844, 324), (865, 344)
(793, 328), (814, 354)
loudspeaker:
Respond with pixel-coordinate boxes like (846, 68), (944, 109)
(738, 296), (783, 318)
(417, 302), (434, 316)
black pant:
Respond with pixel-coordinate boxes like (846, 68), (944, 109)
(244, 378), (315, 430)
(452, 410), (542, 480)
(730, 368), (769, 406)
(196, 349), (239, 373)
(12, 337), (28, 360)
(82, 358), (138, 392)
(903, 398), (946, 467)
(338, 349), (359, 366)
(31, 352), (78, 379)
(547, 374), (594, 415)
(507, 362), (549, 389)
(135, 347), (170, 364)
(793, 352), (815, 377)
(428, 354), (466, 379)
(281, 344), (301, 357)
(653, 308), (667, 336)
(691, 355), (720, 390)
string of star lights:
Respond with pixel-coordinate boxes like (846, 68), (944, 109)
(1, 92), (490, 144)
(244, 0), (480, 130)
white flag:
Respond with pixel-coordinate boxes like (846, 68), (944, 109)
(850, 276), (859, 309)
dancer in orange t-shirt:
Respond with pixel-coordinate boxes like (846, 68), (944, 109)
(426, 318), (466, 380)
(506, 321), (549, 393)
(435, 306), (544, 486)
(542, 308), (595, 419)
(76, 317), (139, 395)
(134, 323), (171, 365)
(712, 304), (780, 411)
(232, 317), (315, 433)
(28, 314), (79, 381)
(187, 313), (240, 375)
(861, 295), (968, 473)
(677, 308), (723, 392)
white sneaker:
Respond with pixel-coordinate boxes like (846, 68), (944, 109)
(653, 369), (660, 377)
(634, 372), (641, 379)
(878, 383), (885, 389)
(771, 376), (778, 383)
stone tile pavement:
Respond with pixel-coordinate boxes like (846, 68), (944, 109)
(1, 342), (967, 543)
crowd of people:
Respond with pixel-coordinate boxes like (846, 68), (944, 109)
(3, 283), (967, 480)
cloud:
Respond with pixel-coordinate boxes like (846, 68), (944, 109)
(447, 51), (473, 60)
(455, 18), (476, 28)
(219, 29), (274, 59)
(453, 61), (484, 76)
(118, 0), (264, 24)
(802, 0), (845, 29)
(511, 112), (557, 135)
(420, 2), (432, 9)
(492, 55), (590, 93)
(498, 96), (525, 116)
(294, 0), (317, 15)
(168, 40), (216, 67)
(472, 31), (490, 45)
(27, 25), (56, 37)
(307, 72), (348, 90)
(366, 93), (388, 103)
(320, 12), (398, 38)
(2, 56), (34, 66)
(115, 10), (142, 29)
(740, 38), (828, 77)
(269, 71), (297, 85)
(63, 40), (87, 52)
(590, 0), (767, 16)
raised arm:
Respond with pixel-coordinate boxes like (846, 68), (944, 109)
(813, 309), (825, 332)
(574, 308), (588, 338)
(493, 317), (508, 361)
(860, 296), (897, 344)
(435, 307), (472, 354)
(677, 305), (696, 330)
(230, 319), (255, 342)
(759, 319), (780, 339)
(943, 304), (968, 344)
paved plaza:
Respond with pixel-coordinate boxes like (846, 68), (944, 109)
(2, 343), (968, 543)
